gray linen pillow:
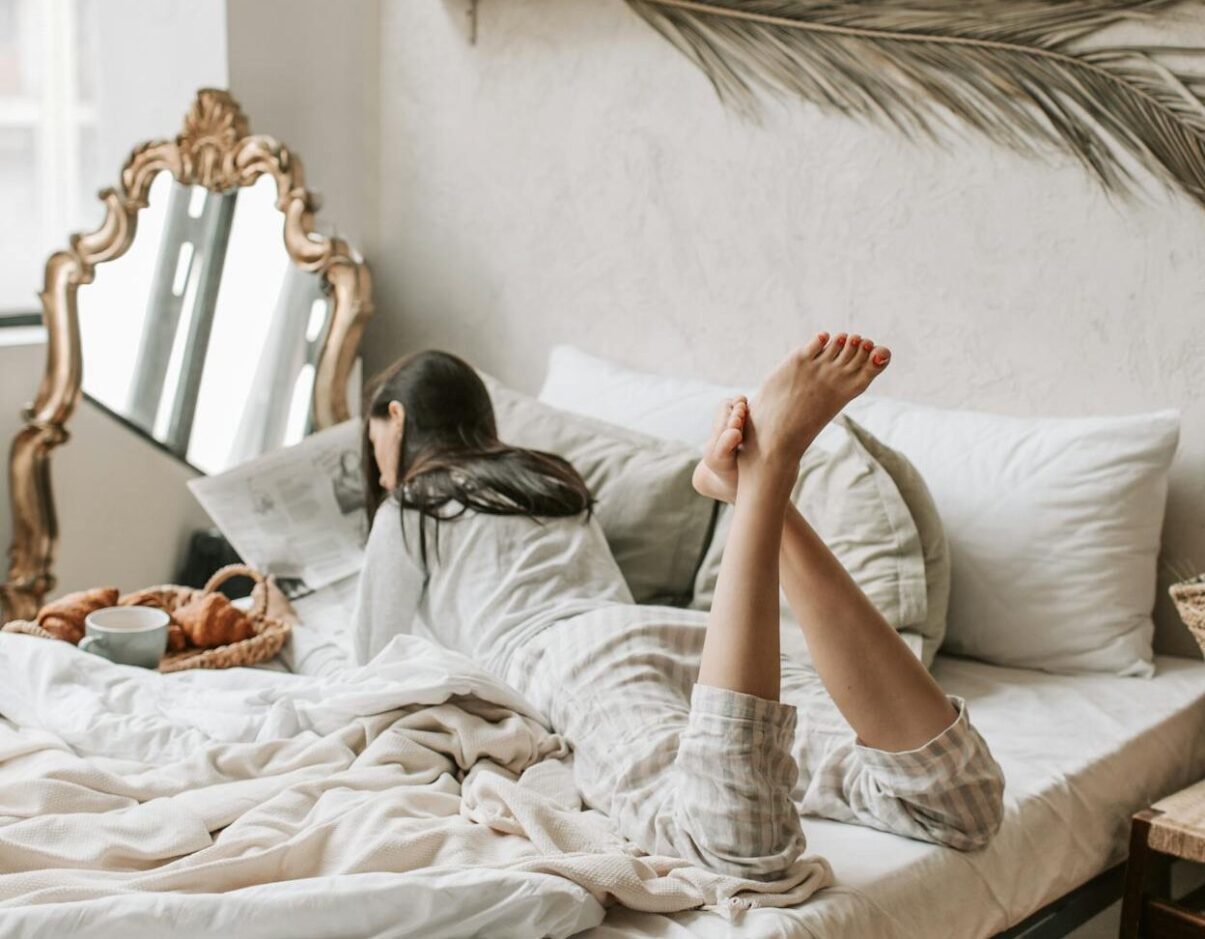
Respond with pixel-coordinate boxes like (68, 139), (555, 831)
(483, 375), (716, 606)
(691, 415), (933, 666)
(843, 417), (951, 666)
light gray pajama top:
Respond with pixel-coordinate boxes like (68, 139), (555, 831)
(305, 497), (1005, 880)
(347, 498), (635, 677)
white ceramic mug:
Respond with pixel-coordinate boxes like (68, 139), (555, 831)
(79, 606), (170, 668)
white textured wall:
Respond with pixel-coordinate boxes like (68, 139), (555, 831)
(373, 0), (1205, 657)
(226, 0), (381, 255)
(90, 0), (228, 224)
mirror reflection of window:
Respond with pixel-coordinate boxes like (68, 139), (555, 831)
(133, 181), (237, 448)
(79, 171), (173, 417)
(190, 175), (318, 473)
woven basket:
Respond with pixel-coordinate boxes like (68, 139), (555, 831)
(1169, 574), (1205, 658)
(1, 564), (292, 672)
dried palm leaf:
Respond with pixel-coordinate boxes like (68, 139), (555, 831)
(625, 0), (1205, 208)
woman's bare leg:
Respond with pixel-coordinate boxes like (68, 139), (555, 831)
(697, 331), (847, 701)
(778, 503), (956, 750)
(694, 333), (957, 750)
(695, 433), (795, 701)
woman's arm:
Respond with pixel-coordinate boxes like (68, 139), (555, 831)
(285, 618), (352, 676)
(351, 499), (426, 666)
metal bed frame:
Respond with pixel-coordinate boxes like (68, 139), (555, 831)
(997, 864), (1126, 938)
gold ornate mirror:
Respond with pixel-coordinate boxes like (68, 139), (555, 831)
(1, 89), (373, 621)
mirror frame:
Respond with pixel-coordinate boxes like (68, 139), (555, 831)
(1, 88), (374, 621)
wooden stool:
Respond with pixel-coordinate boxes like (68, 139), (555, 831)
(1120, 779), (1205, 938)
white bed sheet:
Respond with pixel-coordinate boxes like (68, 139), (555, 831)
(585, 654), (1205, 939)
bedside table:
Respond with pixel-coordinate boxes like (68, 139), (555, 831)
(1120, 778), (1205, 937)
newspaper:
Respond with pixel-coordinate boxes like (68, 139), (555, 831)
(188, 419), (368, 637)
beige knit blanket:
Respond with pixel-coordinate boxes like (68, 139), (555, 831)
(0, 633), (830, 939)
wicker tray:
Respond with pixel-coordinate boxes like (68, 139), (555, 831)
(1169, 573), (1205, 658)
(1, 564), (292, 672)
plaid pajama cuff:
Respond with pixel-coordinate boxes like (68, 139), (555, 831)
(805, 695), (1005, 850)
(851, 696), (986, 785)
(673, 683), (806, 880)
(691, 682), (799, 731)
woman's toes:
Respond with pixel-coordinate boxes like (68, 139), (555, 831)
(803, 332), (829, 359)
(838, 334), (861, 364)
(870, 345), (891, 368)
(830, 333), (848, 359)
(714, 426), (743, 458)
(704, 396), (746, 469)
(727, 397), (748, 430)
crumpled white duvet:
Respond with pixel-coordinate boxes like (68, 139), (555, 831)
(0, 633), (830, 939)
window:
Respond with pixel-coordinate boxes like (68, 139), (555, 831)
(0, 0), (101, 317)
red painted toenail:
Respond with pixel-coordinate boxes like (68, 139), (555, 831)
(836, 337), (845, 345)
(862, 339), (874, 350)
(872, 354), (886, 365)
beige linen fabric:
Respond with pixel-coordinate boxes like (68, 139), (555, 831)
(843, 416), (952, 666)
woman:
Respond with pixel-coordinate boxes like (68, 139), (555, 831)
(351, 335), (1004, 881)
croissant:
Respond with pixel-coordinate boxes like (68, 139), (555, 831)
(36, 587), (120, 645)
(166, 623), (189, 652)
(173, 593), (255, 649)
(118, 586), (199, 614)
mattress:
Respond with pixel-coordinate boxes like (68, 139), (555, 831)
(584, 654), (1205, 939)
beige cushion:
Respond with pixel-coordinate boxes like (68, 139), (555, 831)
(691, 415), (932, 666)
(484, 376), (716, 606)
(844, 417), (950, 666)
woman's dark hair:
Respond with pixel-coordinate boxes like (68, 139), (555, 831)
(362, 350), (593, 562)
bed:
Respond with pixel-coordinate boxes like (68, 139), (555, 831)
(5, 350), (1204, 938)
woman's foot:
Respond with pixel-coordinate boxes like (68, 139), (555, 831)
(744, 331), (890, 471)
(692, 396), (748, 504)
(691, 331), (890, 501)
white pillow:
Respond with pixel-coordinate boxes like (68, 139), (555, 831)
(842, 397), (1179, 677)
(540, 345), (1180, 677)
(540, 345), (741, 447)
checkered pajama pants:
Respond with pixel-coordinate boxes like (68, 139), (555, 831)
(500, 605), (1005, 882)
